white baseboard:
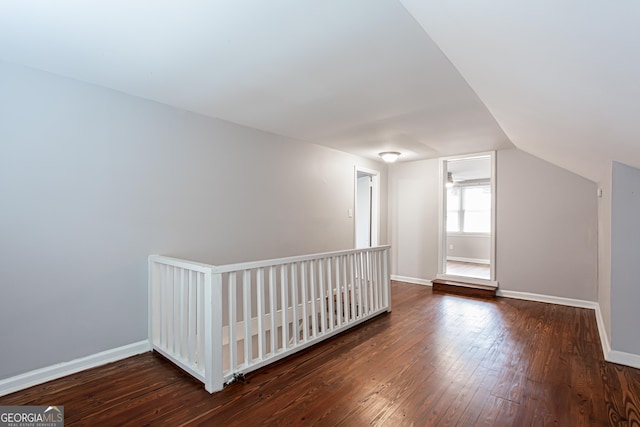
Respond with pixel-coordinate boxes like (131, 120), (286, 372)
(495, 289), (598, 309)
(447, 257), (490, 265)
(390, 275), (432, 286)
(0, 340), (150, 397)
(594, 304), (612, 359)
(607, 349), (640, 369)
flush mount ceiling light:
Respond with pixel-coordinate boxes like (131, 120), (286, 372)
(379, 151), (401, 163)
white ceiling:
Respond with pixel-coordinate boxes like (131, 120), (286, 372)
(401, 0), (640, 182)
(1, 1), (638, 181)
(0, 0), (512, 164)
(447, 156), (491, 182)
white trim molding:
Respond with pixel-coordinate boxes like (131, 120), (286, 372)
(391, 275), (432, 286)
(447, 256), (490, 265)
(354, 165), (380, 248)
(595, 304), (612, 358)
(595, 305), (640, 369)
(495, 289), (599, 309)
(436, 273), (498, 289)
(437, 151), (497, 282)
(0, 340), (150, 397)
(607, 350), (640, 370)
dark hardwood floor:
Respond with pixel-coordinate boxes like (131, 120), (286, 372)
(2, 281), (639, 426)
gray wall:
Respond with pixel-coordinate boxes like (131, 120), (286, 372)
(496, 148), (598, 300)
(0, 61), (387, 380)
(447, 234), (490, 261)
(388, 148), (598, 301)
(388, 158), (440, 281)
(611, 161), (640, 355)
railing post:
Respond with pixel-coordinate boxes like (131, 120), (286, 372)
(384, 248), (391, 312)
(148, 257), (155, 350)
(204, 268), (224, 393)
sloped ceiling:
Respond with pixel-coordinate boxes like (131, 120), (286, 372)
(0, 1), (512, 164)
(400, 0), (640, 182)
(3, 2), (636, 181)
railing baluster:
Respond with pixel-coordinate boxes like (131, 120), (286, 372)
(372, 251), (377, 310)
(174, 267), (181, 354)
(341, 255), (348, 324)
(269, 266), (277, 354)
(310, 260), (317, 337)
(243, 270), (252, 366)
(365, 251), (370, 313)
(367, 251), (373, 313)
(168, 266), (175, 352)
(383, 248), (391, 311)
(181, 268), (188, 358)
(363, 253), (369, 315)
(318, 259), (326, 333)
(357, 254), (364, 317)
(372, 251), (378, 311)
(335, 256), (342, 328)
(188, 270), (196, 364)
(197, 271), (204, 368)
(228, 272), (237, 372)
(257, 267), (265, 360)
(176, 268), (182, 357)
(179, 267), (185, 353)
(291, 263), (299, 346)
(367, 252), (373, 314)
(354, 253), (361, 318)
(159, 264), (167, 348)
(281, 264), (289, 350)
(327, 257), (334, 331)
(372, 251), (379, 311)
(161, 265), (167, 350)
(358, 254), (363, 316)
(300, 262), (309, 342)
(349, 253), (356, 321)
(173, 268), (182, 355)
(377, 250), (383, 310)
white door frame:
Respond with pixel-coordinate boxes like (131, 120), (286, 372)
(436, 151), (498, 287)
(354, 166), (380, 248)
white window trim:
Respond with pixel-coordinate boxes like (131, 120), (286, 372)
(437, 151), (498, 287)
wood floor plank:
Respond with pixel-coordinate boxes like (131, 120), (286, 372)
(1, 281), (639, 426)
(436, 362), (493, 427)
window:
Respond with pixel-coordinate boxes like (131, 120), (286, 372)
(446, 183), (491, 233)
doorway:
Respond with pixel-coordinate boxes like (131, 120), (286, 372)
(354, 167), (380, 248)
(437, 153), (497, 286)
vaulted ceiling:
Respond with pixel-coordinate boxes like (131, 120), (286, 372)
(1, 1), (638, 182)
(401, 0), (640, 182)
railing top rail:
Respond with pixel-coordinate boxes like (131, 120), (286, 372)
(148, 255), (214, 273)
(149, 245), (390, 274)
(212, 245), (390, 273)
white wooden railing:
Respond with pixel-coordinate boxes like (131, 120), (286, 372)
(148, 246), (391, 393)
